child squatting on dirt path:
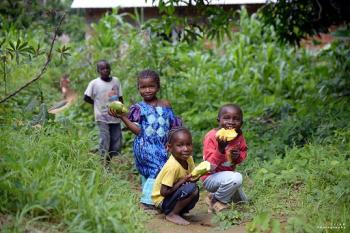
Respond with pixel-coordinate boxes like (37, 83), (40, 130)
(201, 104), (249, 213)
(108, 69), (182, 210)
(84, 60), (124, 163)
(151, 127), (200, 225)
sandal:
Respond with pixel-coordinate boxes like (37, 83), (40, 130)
(205, 193), (213, 205)
(212, 201), (230, 213)
(205, 193), (214, 213)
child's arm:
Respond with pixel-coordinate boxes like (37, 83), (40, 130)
(84, 95), (94, 105)
(84, 81), (94, 105)
(227, 136), (248, 165)
(160, 174), (192, 197)
(203, 130), (226, 170)
(217, 138), (229, 154)
(83, 82), (94, 105)
(119, 114), (140, 135)
(108, 109), (141, 135)
(108, 104), (142, 135)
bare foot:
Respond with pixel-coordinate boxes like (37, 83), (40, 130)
(165, 213), (190, 225)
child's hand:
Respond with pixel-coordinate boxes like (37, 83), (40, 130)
(210, 163), (217, 171)
(108, 108), (118, 117)
(184, 174), (192, 181)
(217, 138), (228, 154)
(189, 174), (200, 182)
(178, 174), (192, 186)
(108, 108), (127, 118)
(230, 149), (240, 162)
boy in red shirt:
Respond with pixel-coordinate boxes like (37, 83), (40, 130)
(201, 104), (248, 213)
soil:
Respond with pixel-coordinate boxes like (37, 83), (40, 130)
(145, 194), (246, 233)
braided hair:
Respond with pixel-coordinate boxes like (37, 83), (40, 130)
(167, 126), (191, 144)
(137, 69), (160, 88)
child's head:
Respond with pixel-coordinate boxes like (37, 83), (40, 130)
(167, 127), (193, 161)
(96, 60), (111, 78)
(137, 69), (160, 101)
(217, 104), (243, 131)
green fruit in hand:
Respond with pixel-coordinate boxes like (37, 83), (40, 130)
(108, 101), (128, 114)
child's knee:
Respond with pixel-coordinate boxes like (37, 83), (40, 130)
(192, 185), (199, 197)
(226, 172), (243, 187)
(183, 182), (197, 193)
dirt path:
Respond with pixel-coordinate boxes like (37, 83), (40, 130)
(145, 194), (246, 233)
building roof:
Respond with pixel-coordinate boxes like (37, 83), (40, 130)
(71, 0), (271, 9)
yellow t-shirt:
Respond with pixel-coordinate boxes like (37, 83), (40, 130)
(152, 155), (195, 207)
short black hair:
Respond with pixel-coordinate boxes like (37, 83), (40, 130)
(218, 104), (243, 119)
(137, 69), (160, 88)
(167, 127), (191, 144)
(96, 59), (110, 72)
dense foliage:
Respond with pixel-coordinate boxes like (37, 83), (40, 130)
(0, 6), (349, 233)
(260, 0), (350, 45)
(146, 0), (350, 45)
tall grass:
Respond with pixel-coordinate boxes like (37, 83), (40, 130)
(0, 123), (147, 232)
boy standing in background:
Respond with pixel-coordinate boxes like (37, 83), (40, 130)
(84, 60), (123, 163)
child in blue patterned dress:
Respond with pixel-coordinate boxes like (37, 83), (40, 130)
(109, 69), (182, 210)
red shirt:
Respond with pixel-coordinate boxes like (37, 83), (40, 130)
(201, 128), (248, 181)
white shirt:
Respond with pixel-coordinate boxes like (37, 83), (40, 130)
(84, 77), (123, 123)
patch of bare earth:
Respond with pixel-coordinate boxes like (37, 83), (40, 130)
(145, 195), (246, 233)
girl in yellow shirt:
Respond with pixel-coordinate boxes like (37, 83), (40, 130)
(152, 127), (199, 225)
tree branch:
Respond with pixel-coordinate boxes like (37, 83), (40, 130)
(0, 13), (65, 104)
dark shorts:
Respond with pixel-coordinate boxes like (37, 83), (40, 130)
(161, 182), (199, 215)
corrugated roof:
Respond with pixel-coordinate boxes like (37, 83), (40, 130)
(71, 0), (270, 9)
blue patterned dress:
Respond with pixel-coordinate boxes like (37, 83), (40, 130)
(128, 101), (181, 204)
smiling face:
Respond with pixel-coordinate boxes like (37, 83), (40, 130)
(97, 61), (111, 79)
(167, 130), (193, 162)
(218, 105), (243, 130)
(138, 77), (159, 102)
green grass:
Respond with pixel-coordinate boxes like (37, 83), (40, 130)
(0, 123), (148, 233)
(243, 130), (350, 232)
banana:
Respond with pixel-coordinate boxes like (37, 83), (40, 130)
(191, 161), (211, 180)
(215, 128), (238, 142)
